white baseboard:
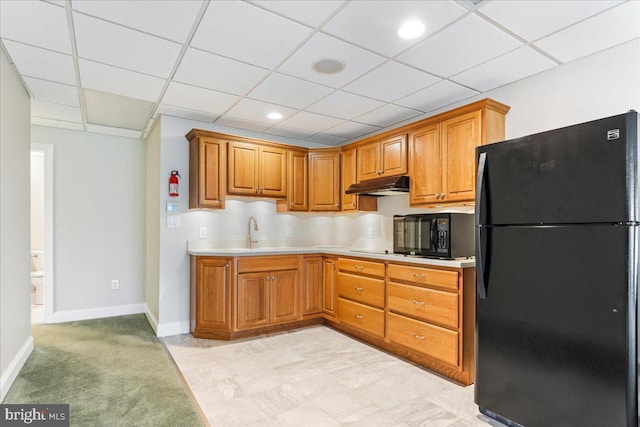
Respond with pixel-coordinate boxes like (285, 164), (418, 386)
(155, 320), (190, 338)
(0, 336), (34, 402)
(50, 303), (146, 323)
(144, 305), (159, 334)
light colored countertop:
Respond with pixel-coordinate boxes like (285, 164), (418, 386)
(187, 245), (475, 269)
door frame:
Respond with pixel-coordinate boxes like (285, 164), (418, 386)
(31, 143), (54, 324)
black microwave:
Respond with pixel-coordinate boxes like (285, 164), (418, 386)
(393, 213), (474, 259)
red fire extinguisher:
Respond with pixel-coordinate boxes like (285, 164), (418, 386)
(169, 170), (180, 197)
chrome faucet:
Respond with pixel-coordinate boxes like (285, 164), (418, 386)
(247, 216), (259, 248)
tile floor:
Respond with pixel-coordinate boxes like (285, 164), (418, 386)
(163, 326), (507, 427)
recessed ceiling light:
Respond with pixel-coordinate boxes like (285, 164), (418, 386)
(312, 58), (346, 74)
(267, 112), (283, 120)
(398, 19), (425, 40)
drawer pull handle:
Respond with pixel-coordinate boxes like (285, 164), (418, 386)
(412, 273), (426, 280)
(412, 299), (426, 307)
(354, 314), (364, 320)
(412, 333), (425, 340)
(354, 286), (364, 294)
(354, 265), (364, 270)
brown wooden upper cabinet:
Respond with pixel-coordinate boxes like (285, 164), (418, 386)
(409, 100), (510, 206)
(357, 133), (407, 182)
(278, 150), (308, 212)
(309, 150), (340, 211)
(227, 141), (287, 198)
(187, 131), (226, 209)
(341, 146), (358, 211)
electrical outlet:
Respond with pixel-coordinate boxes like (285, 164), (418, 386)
(368, 227), (374, 239)
(286, 226), (293, 238)
(199, 227), (207, 239)
(111, 279), (119, 290)
(167, 216), (180, 228)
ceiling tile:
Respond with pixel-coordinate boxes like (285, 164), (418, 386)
(478, 1), (622, 42)
(277, 33), (386, 88)
(71, 0), (203, 43)
(173, 48), (268, 96)
(0, 0), (71, 54)
(397, 14), (522, 77)
(32, 116), (84, 131)
(250, 0), (345, 27)
(534, 1), (640, 63)
(322, 0), (466, 57)
(86, 124), (142, 139)
(73, 12), (181, 77)
(225, 98), (298, 125)
(354, 104), (422, 128)
(394, 80), (479, 112)
(279, 111), (345, 133)
(343, 61), (441, 102)
(84, 89), (153, 131)
(324, 121), (380, 139)
(32, 99), (82, 123)
(191, 1), (312, 69)
(264, 126), (316, 140)
(306, 91), (385, 120)
(451, 46), (557, 92)
(154, 104), (218, 123)
(305, 133), (349, 146)
(79, 59), (165, 102)
(162, 82), (239, 115)
(3, 40), (76, 85)
(22, 77), (79, 107)
(214, 116), (271, 132)
(248, 72), (334, 109)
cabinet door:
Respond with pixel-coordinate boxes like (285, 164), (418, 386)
(196, 258), (231, 330)
(270, 270), (299, 323)
(237, 272), (269, 329)
(302, 256), (323, 315)
(288, 150), (308, 211)
(441, 110), (481, 203)
(341, 147), (358, 211)
(228, 141), (259, 196)
(259, 146), (287, 197)
(409, 124), (442, 205)
(380, 133), (407, 177)
(322, 258), (337, 317)
(357, 141), (380, 181)
(189, 136), (226, 209)
(309, 151), (340, 211)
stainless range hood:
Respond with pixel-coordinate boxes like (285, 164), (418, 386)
(345, 175), (409, 196)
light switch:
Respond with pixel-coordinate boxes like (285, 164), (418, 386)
(286, 226), (293, 238)
(167, 216), (180, 228)
(368, 227), (374, 239)
(199, 227), (207, 239)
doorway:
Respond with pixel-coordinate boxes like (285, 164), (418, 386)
(30, 143), (53, 324)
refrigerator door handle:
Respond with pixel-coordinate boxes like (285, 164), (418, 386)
(476, 152), (488, 299)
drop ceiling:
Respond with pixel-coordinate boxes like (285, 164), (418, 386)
(1, 0), (638, 144)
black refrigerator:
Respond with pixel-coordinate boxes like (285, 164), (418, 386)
(474, 111), (639, 427)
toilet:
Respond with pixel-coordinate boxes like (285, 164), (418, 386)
(30, 250), (44, 305)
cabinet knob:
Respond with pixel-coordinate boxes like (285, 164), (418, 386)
(412, 273), (426, 280)
(412, 333), (425, 341)
(354, 286), (363, 294)
(441, 194), (446, 200)
(354, 265), (364, 271)
(435, 194), (440, 199)
(266, 275), (270, 281)
(354, 314), (364, 320)
(412, 299), (426, 308)
(271, 275), (275, 281)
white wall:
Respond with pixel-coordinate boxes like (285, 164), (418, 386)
(0, 47), (33, 401)
(30, 152), (45, 251)
(150, 39), (639, 336)
(30, 126), (146, 320)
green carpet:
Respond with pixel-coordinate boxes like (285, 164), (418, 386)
(3, 314), (203, 427)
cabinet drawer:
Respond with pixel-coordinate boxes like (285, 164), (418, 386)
(387, 264), (459, 291)
(337, 272), (384, 308)
(387, 282), (458, 329)
(337, 258), (385, 277)
(237, 256), (299, 273)
(387, 312), (459, 367)
(338, 298), (384, 338)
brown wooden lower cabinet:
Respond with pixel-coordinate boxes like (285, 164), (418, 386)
(191, 254), (475, 384)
